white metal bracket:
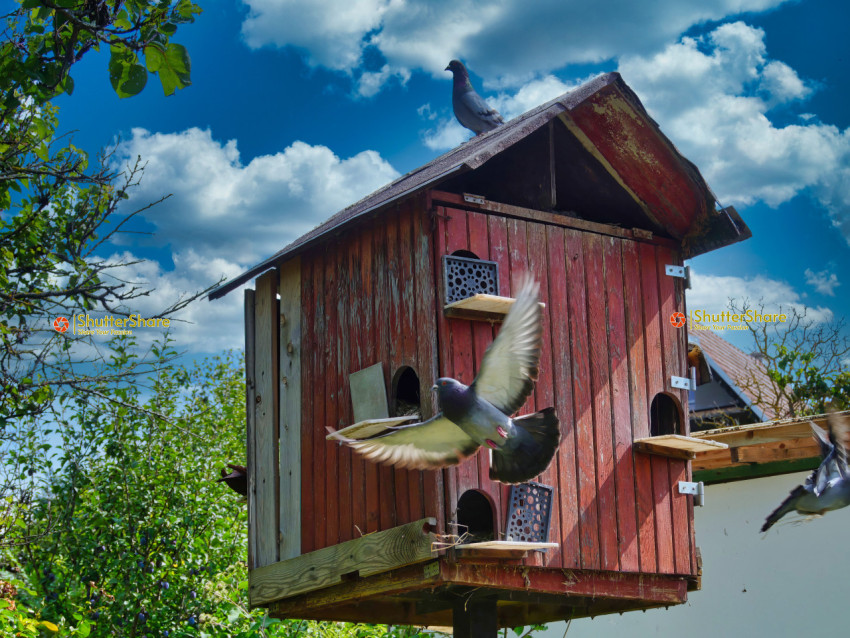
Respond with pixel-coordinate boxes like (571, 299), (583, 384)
(671, 375), (694, 391)
(679, 481), (705, 507)
(463, 193), (486, 205)
(665, 264), (691, 289)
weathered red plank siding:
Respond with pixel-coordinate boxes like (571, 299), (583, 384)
(565, 229), (600, 571)
(585, 233), (618, 572)
(414, 199), (444, 533)
(297, 202), (437, 552)
(300, 259), (315, 555)
(545, 225), (579, 569)
(622, 241), (656, 573)
(656, 245), (692, 575)
(400, 203), (425, 525)
(323, 239), (340, 549)
(639, 243), (675, 574)
(311, 252), (327, 553)
(527, 221), (561, 568)
(604, 237), (639, 572)
(296, 198), (695, 581)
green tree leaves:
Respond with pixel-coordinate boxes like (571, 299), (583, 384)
(145, 42), (192, 96)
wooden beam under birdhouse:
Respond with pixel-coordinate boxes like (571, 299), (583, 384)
(249, 517), (438, 607)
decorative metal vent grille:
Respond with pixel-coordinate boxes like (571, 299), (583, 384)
(505, 481), (553, 543)
(442, 255), (499, 305)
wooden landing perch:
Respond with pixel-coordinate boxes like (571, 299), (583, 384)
(249, 517), (437, 607)
(634, 434), (727, 460)
(443, 295), (546, 322)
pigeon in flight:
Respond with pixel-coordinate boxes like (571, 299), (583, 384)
(761, 415), (850, 532)
(327, 277), (561, 484)
(445, 59), (505, 135)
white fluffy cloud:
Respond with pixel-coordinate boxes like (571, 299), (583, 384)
(688, 271), (834, 325)
(110, 128), (399, 352)
(115, 127), (398, 265)
(240, 0), (789, 92)
(618, 22), (850, 241)
(804, 268), (841, 297)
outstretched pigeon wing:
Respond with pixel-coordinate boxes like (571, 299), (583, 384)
(327, 414), (480, 470)
(471, 277), (542, 415)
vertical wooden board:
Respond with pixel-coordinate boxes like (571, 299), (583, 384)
(373, 217), (397, 533)
(323, 248), (340, 550)
(244, 289), (257, 569)
(468, 210), (500, 526)
(639, 243), (674, 574)
(545, 225), (580, 569)
(527, 222), (560, 568)
(334, 243), (354, 544)
(414, 201), (444, 533)
(398, 204), (425, 525)
(310, 255), (328, 552)
(348, 235), (368, 538)
(253, 270), (279, 568)
(585, 233), (618, 572)
(486, 214), (512, 518)
(279, 258), (302, 561)
(622, 242), (656, 573)
(651, 455), (675, 574)
(299, 261), (315, 555)
(656, 246), (691, 575)
(387, 209), (411, 525)
(360, 224), (382, 534)
(564, 230), (599, 570)
(445, 207), (479, 505)
(432, 207), (458, 531)
(505, 218), (528, 293)
(604, 238), (639, 572)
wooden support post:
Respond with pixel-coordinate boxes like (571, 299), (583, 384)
(253, 270), (280, 569)
(245, 289), (256, 570)
(279, 258), (301, 561)
(453, 596), (498, 638)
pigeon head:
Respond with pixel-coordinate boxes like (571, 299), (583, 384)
(433, 377), (474, 422)
(445, 60), (470, 85)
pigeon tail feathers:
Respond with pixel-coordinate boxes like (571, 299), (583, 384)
(761, 484), (807, 532)
(489, 408), (560, 484)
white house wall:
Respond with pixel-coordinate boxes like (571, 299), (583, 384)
(535, 471), (850, 637)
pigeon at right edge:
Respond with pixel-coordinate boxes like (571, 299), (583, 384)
(761, 414), (850, 532)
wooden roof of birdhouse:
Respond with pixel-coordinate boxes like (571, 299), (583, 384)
(210, 71), (750, 300)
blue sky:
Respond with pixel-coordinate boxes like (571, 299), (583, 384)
(34, 0), (850, 356)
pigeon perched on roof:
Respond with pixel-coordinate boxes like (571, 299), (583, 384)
(217, 463), (248, 497)
(445, 59), (505, 135)
(327, 277), (561, 484)
(761, 415), (850, 532)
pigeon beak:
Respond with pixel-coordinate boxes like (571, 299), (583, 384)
(430, 384), (438, 393)
(445, 64), (450, 72)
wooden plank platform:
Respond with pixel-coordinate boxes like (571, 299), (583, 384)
(266, 559), (692, 628)
(443, 294), (546, 322)
(634, 434), (728, 460)
(249, 517), (437, 607)
(443, 294), (516, 322)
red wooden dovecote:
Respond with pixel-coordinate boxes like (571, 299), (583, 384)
(210, 72), (746, 629)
